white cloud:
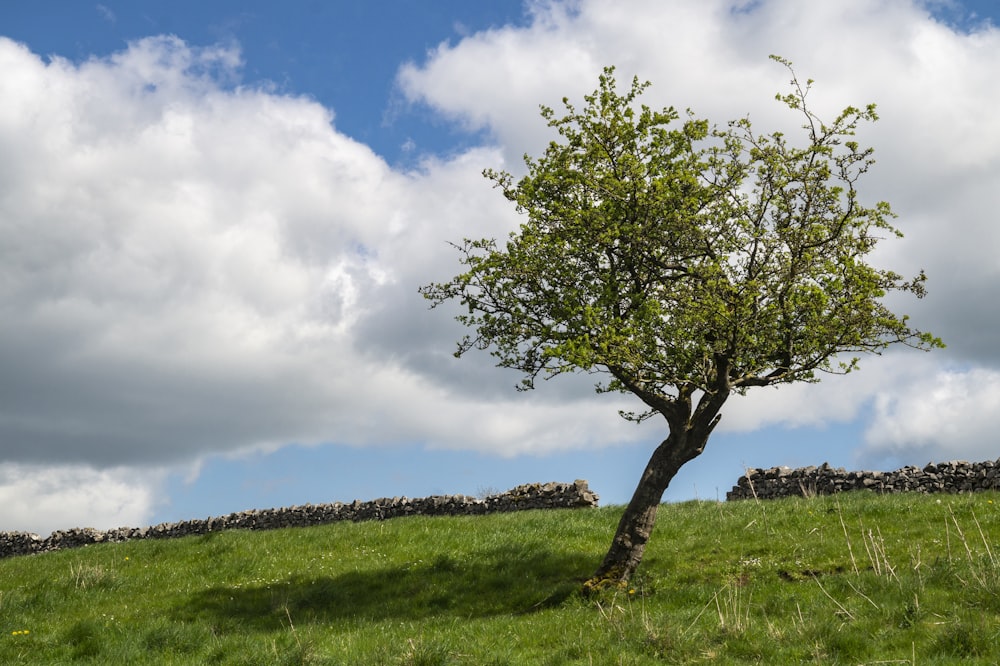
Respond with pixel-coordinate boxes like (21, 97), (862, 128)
(862, 367), (1000, 465)
(0, 33), (657, 531)
(0, 35), (422, 467)
(0, 463), (162, 535)
(398, 0), (1000, 423)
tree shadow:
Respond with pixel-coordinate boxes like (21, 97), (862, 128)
(177, 543), (594, 632)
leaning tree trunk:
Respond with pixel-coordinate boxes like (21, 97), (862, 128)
(584, 428), (709, 591)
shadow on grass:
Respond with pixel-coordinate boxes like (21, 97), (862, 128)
(177, 543), (594, 632)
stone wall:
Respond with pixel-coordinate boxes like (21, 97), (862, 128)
(726, 460), (1000, 501)
(0, 480), (599, 560)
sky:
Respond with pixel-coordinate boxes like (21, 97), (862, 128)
(2, 0), (1000, 535)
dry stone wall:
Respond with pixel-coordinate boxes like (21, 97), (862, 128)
(0, 480), (598, 560)
(727, 460), (1000, 501)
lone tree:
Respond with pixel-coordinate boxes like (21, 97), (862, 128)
(420, 57), (942, 589)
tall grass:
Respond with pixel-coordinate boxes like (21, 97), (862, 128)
(1, 491), (998, 664)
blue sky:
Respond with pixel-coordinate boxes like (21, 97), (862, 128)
(2, 1), (528, 165)
(2, 1), (1000, 534)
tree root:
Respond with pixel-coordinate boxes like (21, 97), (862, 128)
(582, 565), (630, 595)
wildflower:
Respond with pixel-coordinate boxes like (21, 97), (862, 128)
(11, 630), (30, 636)
(628, 588), (636, 595)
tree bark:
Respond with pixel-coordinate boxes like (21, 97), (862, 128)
(584, 428), (708, 591)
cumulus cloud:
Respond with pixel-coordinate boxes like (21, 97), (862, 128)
(399, 0), (1000, 454)
(0, 35), (409, 467)
(4, 0), (1000, 531)
(861, 367), (1000, 466)
(0, 463), (162, 535)
(0, 34), (648, 493)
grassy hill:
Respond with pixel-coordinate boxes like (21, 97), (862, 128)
(1, 491), (999, 664)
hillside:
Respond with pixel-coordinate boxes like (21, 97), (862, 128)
(1, 492), (999, 664)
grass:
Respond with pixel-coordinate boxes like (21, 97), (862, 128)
(1, 491), (999, 664)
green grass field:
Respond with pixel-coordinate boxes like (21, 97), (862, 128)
(2, 491), (999, 664)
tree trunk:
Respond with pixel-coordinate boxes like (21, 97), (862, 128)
(584, 428), (707, 591)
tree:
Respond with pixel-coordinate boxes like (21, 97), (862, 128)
(419, 57), (942, 589)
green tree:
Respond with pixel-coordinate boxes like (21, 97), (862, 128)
(420, 57), (942, 589)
